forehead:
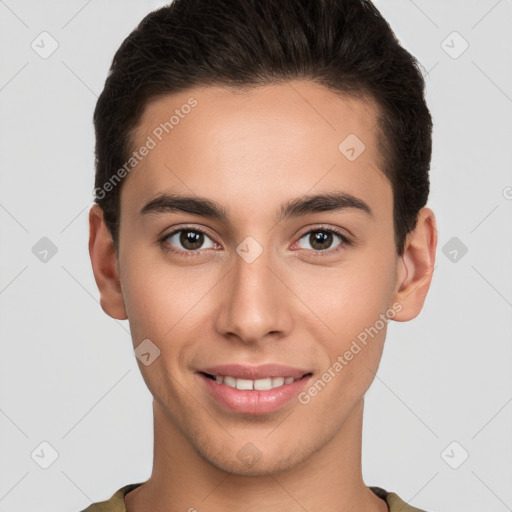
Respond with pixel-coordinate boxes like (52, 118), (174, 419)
(122, 80), (391, 221)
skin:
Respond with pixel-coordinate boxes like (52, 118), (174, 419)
(89, 80), (437, 512)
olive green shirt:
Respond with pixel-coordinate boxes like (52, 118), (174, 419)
(80, 483), (429, 511)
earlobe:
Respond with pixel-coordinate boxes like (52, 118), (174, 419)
(88, 204), (128, 320)
(391, 207), (437, 322)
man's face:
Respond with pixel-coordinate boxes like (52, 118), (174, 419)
(116, 80), (402, 474)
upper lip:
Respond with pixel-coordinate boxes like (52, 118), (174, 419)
(198, 364), (312, 380)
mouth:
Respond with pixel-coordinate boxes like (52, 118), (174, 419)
(200, 371), (313, 391)
(197, 369), (314, 415)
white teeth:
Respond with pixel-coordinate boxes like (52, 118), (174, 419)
(272, 377), (285, 387)
(223, 376), (237, 388)
(254, 377), (272, 390)
(212, 375), (299, 390)
(236, 378), (253, 390)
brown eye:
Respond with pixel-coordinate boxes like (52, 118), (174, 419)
(180, 230), (204, 250)
(296, 228), (348, 253)
(310, 231), (334, 250)
(162, 228), (216, 253)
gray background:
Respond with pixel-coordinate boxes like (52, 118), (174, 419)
(0, 1), (511, 511)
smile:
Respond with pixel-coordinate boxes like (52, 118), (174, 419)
(203, 373), (300, 390)
(198, 371), (313, 414)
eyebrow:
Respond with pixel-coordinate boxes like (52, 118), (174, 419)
(140, 191), (373, 221)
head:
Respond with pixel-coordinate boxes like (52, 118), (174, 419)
(89, 0), (437, 476)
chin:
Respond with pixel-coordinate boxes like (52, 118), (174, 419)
(197, 441), (308, 477)
(209, 455), (298, 477)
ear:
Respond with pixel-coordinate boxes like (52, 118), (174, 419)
(391, 207), (437, 322)
(88, 204), (127, 320)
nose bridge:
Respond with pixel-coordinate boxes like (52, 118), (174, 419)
(215, 238), (291, 343)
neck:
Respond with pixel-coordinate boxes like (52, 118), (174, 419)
(125, 398), (388, 512)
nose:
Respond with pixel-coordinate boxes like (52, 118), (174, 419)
(214, 243), (293, 345)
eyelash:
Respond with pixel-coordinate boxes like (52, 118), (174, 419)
(159, 224), (352, 258)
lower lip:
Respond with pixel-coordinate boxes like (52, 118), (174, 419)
(198, 372), (312, 414)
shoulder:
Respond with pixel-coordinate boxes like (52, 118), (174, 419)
(370, 486), (431, 512)
(80, 483), (432, 512)
(79, 483), (143, 512)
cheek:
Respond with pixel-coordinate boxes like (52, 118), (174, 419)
(121, 256), (175, 344)
(120, 254), (216, 346)
(294, 257), (396, 343)
(297, 271), (393, 418)
(120, 261), (197, 397)
(290, 251), (397, 404)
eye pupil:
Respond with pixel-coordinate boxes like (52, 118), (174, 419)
(180, 230), (204, 250)
(310, 231), (333, 250)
